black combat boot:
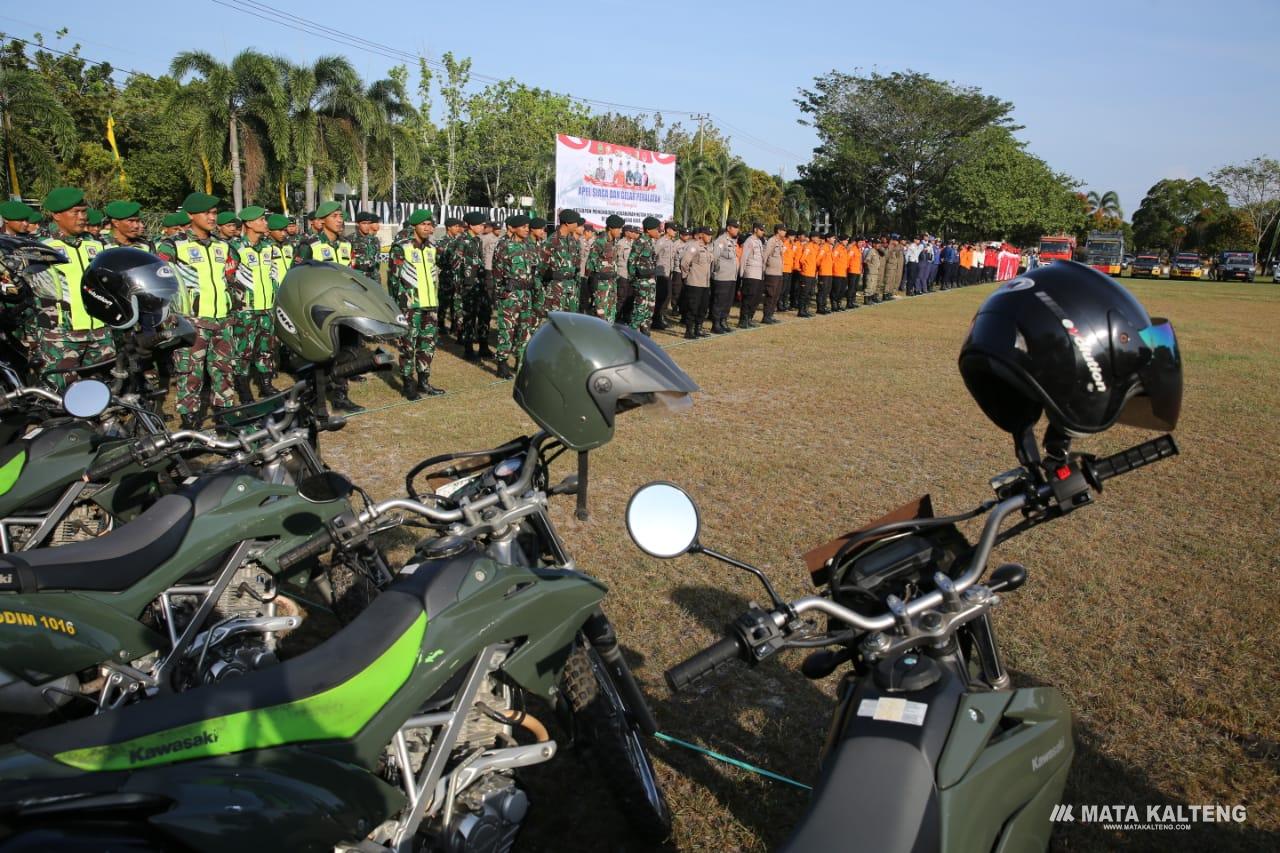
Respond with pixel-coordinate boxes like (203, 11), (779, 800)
(255, 373), (281, 397)
(180, 412), (200, 431)
(684, 320), (696, 340)
(463, 343), (479, 362)
(478, 341), (494, 359)
(403, 378), (420, 401)
(233, 376), (254, 405)
(331, 392), (364, 413)
(418, 376), (445, 397)
(496, 363), (514, 381)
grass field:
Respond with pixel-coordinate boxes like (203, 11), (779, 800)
(322, 278), (1279, 851)
(98, 276), (1276, 851)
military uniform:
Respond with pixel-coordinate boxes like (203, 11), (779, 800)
(228, 207), (278, 398)
(627, 218), (661, 334)
(587, 216), (625, 323)
(614, 229), (634, 322)
(350, 228), (382, 281)
(156, 193), (236, 422)
(389, 210), (444, 398)
(544, 210), (583, 317)
(451, 213), (489, 359)
(491, 215), (537, 375)
(35, 188), (114, 389)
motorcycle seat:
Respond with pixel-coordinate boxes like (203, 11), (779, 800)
(0, 493), (193, 593)
(15, 565), (451, 767)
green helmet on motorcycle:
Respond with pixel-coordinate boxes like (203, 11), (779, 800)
(514, 312), (699, 451)
(273, 261), (407, 364)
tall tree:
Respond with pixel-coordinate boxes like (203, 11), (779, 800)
(1131, 178), (1229, 252)
(283, 55), (361, 212)
(797, 70), (1015, 233)
(0, 64), (76, 197)
(418, 52), (472, 211)
(1085, 189), (1123, 221)
(1210, 157), (1280, 256)
(169, 49), (287, 209)
(366, 66), (418, 208)
(687, 151), (750, 228)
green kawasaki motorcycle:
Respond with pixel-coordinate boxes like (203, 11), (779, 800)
(0, 313), (695, 850)
(625, 264), (1183, 852)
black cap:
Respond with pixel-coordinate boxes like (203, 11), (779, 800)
(354, 211), (378, 223)
(725, 217), (740, 228)
(558, 209), (581, 225)
(444, 217), (461, 227)
(529, 217), (547, 230)
(642, 216), (661, 231)
(623, 223), (639, 233)
(463, 211), (486, 226)
(605, 214), (625, 229)
(751, 222), (763, 231)
(773, 223), (786, 233)
(506, 214), (530, 228)
(696, 225), (712, 235)
(664, 220), (677, 231)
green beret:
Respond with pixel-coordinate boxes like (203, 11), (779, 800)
(216, 211), (238, 226)
(0, 200), (34, 221)
(162, 211), (191, 228)
(85, 208), (104, 226)
(182, 192), (220, 214)
(557, 209), (580, 225)
(463, 211), (486, 226)
(43, 187), (85, 213)
(266, 214), (290, 230)
(27, 210), (43, 224)
(314, 200), (342, 218)
(237, 205), (266, 222)
(605, 214), (625, 229)
(103, 200), (141, 220)
(406, 209), (434, 226)
(642, 216), (661, 231)
(529, 217), (547, 230)
(506, 214), (530, 228)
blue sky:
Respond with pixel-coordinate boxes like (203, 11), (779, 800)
(8, 0), (1277, 218)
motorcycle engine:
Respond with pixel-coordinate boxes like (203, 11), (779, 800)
(195, 563), (301, 684)
(6, 502), (111, 550)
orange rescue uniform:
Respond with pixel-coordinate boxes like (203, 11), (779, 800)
(833, 244), (849, 277)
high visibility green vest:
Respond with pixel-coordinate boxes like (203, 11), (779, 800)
(174, 237), (232, 320)
(42, 236), (104, 331)
(235, 240), (275, 311)
(310, 236), (351, 267)
(399, 241), (438, 309)
(276, 242), (294, 284)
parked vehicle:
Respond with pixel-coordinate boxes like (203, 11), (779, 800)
(1036, 234), (1075, 264)
(1130, 253), (1163, 278)
(630, 263), (1182, 853)
(1084, 230), (1124, 275)
(1212, 251), (1256, 282)
(1168, 252), (1205, 279)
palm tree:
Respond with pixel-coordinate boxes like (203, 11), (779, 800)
(284, 56), (362, 212)
(1086, 189), (1123, 221)
(169, 49), (288, 210)
(0, 66), (76, 198)
(689, 152), (751, 229)
(356, 76), (414, 209)
(782, 181), (813, 231)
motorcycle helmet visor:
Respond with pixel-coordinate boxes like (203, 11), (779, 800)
(1115, 319), (1181, 431)
(123, 260), (179, 331)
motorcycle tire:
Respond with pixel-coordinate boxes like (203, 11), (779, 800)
(560, 641), (672, 843)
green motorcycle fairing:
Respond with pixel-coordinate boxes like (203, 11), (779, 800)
(0, 470), (351, 681)
(0, 545), (609, 850)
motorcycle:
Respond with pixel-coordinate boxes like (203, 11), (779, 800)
(0, 351), (396, 715)
(0, 427), (671, 850)
(625, 430), (1179, 852)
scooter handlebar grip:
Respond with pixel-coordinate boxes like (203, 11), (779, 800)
(85, 448), (136, 480)
(665, 635), (743, 693)
(277, 531), (333, 570)
(331, 350), (391, 380)
(1093, 434), (1179, 482)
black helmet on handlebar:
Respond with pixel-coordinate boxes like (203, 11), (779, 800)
(958, 261), (1182, 436)
(514, 313), (699, 451)
(82, 247), (179, 331)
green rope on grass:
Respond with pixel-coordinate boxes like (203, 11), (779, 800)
(654, 731), (812, 790)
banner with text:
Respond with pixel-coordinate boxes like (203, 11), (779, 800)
(555, 135), (675, 229)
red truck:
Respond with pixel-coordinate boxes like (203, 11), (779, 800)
(1038, 235), (1076, 264)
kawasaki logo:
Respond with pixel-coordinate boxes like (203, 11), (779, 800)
(1061, 318), (1107, 392)
(1032, 736), (1065, 772)
(127, 731), (218, 764)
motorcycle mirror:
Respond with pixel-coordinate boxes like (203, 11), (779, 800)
(548, 474), (579, 496)
(297, 471), (355, 503)
(61, 380), (111, 419)
(626, 481), (701, 559)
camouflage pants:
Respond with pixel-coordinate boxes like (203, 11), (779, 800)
(232, 310), (276, 377)
(629, 277), (656, 333)
(38, 327), (115, 390)
(460, 277), (493, 347)
(594, 277), (618, 324)
(542, 279), (579, 318)
(399, 308), (438, 380)
(450, 280), (467, 336)
(174, 320), (235, 416)
(495, 285), (534, 363)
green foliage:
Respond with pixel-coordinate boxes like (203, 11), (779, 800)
(1131, 178), (1229, 252)
(1085, 189), (1123, 220)
(740, 170), (783, 230)
(1209, 157), (1280, 255)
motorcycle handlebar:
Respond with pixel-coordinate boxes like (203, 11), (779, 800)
(331, 349), (391, 381)
(665, 636), (744, 693)
(277, 530), (334, 570)
(1089, 434), (1178, 483)
(85, 447), (138, 480)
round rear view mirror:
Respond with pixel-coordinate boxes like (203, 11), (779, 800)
(626, 481), (700, 559)
(62, 380), (111, 419)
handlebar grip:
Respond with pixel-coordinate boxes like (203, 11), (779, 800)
(331, 349), (391, 380)
(85, 447), (137, 480)
(277, 530), (333, 571)
(1093, 434), (1179, 483)
(665, 635), (743, 693)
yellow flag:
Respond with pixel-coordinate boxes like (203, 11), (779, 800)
(105, 113), (126, 186)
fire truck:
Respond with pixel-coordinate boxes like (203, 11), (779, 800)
(1037, 234), (1076, 264)
(1085, 230), (1124, 276)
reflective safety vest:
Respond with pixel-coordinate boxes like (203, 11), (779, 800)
(267, 241), (294, 286)
(397, 241), (438, 309)
(42, 236), (104, 331)
(234, 240), (275, 312)
(309, 236), (352, 267)
(173, 238), (232, 320)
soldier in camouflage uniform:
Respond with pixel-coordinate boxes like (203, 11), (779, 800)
(491, 214), (537, 380)
(1, 200), (40, 376)
(101, 200), (153, 251)
(432, 218), (459, 336)
(264, 214), (294, 285)
(34, 188), (114, 389)
(577, 223), (595, 314)
(587, 214), (625, 323)
(542, 209), (581, 320)
(389, 210), (446, 400)
(527, 217), (549, 326)
(160, 211), (190, 240)
(627, 217), (661, 335)
(216, 211), (241, 243)
(351, 211), (382, 282)
(155, 192), (236, 428)
(229, 206), (280, 401)
(451, 211), (488, 362)
(84, 208), (105, 241)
